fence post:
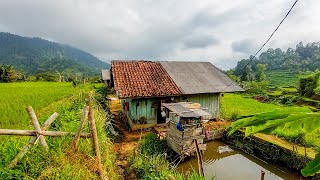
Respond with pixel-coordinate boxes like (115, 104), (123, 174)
(7, 112), (58, 168)
(194, 139), (204, 177)
(73, 106), (89, 150)
(88, 98), (105, 179)
(27, 106), (48, 151)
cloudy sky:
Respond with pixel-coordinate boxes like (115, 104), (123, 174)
(0, 0), (319, 69)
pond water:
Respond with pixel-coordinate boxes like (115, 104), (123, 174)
(177, 141), (303, 180)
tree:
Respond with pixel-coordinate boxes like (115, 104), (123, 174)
(255, 64), (267, 82)
(226, 68), (239, 82)
(240, 65), (255, 82)
(0, 64), (19, 82)
(298, 71), (320, 97)
(228, 108), (320, 177)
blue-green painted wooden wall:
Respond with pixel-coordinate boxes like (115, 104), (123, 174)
(123, 93), (220, 124)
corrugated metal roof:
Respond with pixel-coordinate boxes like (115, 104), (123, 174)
(163, 102), (211, 118)
(160, 61), (244, 94)
(101, 69), (111, 80)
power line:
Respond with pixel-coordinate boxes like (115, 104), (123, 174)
(223, 0), (300, 91)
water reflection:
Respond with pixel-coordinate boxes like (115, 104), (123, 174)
(177, 141), (301, 180)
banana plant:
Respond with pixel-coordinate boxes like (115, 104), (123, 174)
(228, 107), (320, 177)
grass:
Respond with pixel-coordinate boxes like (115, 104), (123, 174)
(130, 133), (205, 180)
(266, 70), (301, 87)
(220, 93), (298, 120)
(221, 93), (320, 151)
(0, 82), (118, 179)
(0, 82), (76, 128)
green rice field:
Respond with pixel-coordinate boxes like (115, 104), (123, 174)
(0, 82), (76, 128)
(221, 93), (320, 149)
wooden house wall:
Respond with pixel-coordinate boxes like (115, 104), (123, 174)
(122, 93), (220, 125)
(184, 93), (220, 117)
(124, 98), (157, 124)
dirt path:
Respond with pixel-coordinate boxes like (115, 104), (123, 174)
(109, 97), (150, 180)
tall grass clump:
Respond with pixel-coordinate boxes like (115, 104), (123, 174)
(0, 83), (118, 179)
(130, 133), (205, 180)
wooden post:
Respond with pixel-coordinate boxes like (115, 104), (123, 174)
(88, 99), (104, 179)
(261, 170), (265, 180)
(194, 139), (204, 177)
(0, 129), (91, 137)
(27, 106), (48, 151)
(304, 146), (307, 157)
(7, 112), (58, 168)
(73, 106), (89, 150)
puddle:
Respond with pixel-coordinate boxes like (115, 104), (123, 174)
(177, 141), (303, 180)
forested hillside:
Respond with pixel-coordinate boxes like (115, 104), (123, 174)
(0, 32), (109, 76)
(234, 42), (320, 76)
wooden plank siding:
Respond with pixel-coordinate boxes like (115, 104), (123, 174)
(122, 93), (220, 131)
(125, 98), (157, 124)
(184, 93), (220, 117)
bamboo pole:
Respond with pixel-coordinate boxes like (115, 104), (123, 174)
(27, 106), (48, 151)
(194, 139), (204, 177)
(72, 106), (89, 151)
(88, 100), (105, 179)
(7, 112), (58, 168)
(261, 170), (265, 180)
(0, 129), (91, 137)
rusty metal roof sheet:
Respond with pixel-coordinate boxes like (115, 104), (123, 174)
(160, 61), (244, 94)
(111, 60), (182, 98)
(101, 69), (111, 80)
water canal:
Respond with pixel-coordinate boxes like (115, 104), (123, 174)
(177, 141), (303, 180)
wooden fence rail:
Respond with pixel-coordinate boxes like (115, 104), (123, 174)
(1, 98), (106, 179)
(0, 129), (92, 137)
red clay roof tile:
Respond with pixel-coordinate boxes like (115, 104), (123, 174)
(112, 60), (182, 98)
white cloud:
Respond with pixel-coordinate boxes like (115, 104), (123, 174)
(0, 0), (319, 69)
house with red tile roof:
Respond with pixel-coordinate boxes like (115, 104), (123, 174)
(104, 60), (243, 130)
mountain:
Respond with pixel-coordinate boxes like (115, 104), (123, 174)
(234, 42), (320, 76)
(0, 32), (109, 76)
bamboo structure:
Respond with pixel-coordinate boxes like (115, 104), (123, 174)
(0, 129), (91, 137)
(27, 106), (48, 151)
(72, 106), (90, 150)
(88, 98), (105, 179)
(1, 102), (103, 174)
(7, 112), (58, 168)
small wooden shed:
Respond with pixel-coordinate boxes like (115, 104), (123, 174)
(101, 69), (111, 87)
(163, 102), (210, 156)
(108, 60), (243, 131)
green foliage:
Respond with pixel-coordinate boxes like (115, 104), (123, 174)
(240, 65), (255, 81)
(0, 64), (21, 82)
(298, 71), (320, 97)
(0, 32), (109, 76)
(35, 72), (61, 82)
(139, 133), (167, 156)
(225, 68), (239, 82)
(266, 70), (301, 87)
(0, 82), (76, 128)
(255, 64), (267, 82)
(243, 81), (268, 95)
(131, 133), (205, 180)
(235, 42), (320, 74)
(220, 93), (297, 120)
(228, 108), (320, 177)
(0, 83), (118, 179)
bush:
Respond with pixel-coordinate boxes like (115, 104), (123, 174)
(243, 81), (268, 95)
(298, 71), (320, 97)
